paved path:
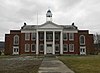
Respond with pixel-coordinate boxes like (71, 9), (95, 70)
(38, 56), (75, 73)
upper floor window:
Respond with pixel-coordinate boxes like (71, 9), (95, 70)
(13, 35), (19, 45)
(39, 33), (44, 40)
(31, 33), (36, 40)
(80, 35), (85, 45)
(69, 33), (74, 40)
(63, 33), (68, 40)
(25, 44), (30, 52)
(69, 44), (74, 52)
(25, 33), (30, 40)
(63, 44), (68, 52)
(47, 32), (53, 40)
(55, 33), (59, 40)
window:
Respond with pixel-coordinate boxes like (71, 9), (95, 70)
(14, 48), (18, 52)
(39, 44), (44, 52)
(39, 33), (44, 40)
(31, 33), (36, 40)
(63, 44), (68, 52)
(13, 35), (19, 45)
(25, 44), (30, 52)
(25, 33), (30, 40)
(55, 44), (59, 52)
(55, 33), (59, 40)
(69, 33), (74, 40)
(47, 32), (53, 40)
(31, 44), (36, 52)
(13, 46), (19, 55)
(80, 35), (85, 45)
(80, 47), (86, 55)
(69, 44), (74, 52)
(63, 33), (67, 40)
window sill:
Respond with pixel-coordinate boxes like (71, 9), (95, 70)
(63, 51), (68, 52)
(31, 51), (36, 52)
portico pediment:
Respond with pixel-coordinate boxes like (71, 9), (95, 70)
(39, 21), (62, 29)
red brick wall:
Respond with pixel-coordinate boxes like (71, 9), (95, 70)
(63, 33), (80, 55)
(78, 30), (94, 54)
(5, 30), (94, 55)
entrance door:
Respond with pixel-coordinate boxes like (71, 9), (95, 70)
(80, 47), (86, 55)
(13, 47), (19, 55)
(47, 44), (52, 54)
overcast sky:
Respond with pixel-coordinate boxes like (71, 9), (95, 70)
(0, 0), (100, 41)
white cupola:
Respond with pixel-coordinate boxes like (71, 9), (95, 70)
(46, 9), (52, 22)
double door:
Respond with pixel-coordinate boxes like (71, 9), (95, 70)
(46, 44), (52, 54)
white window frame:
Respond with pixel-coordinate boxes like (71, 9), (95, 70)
(69, 33), (74, 41)
(63, 33), (68, 40)
(63, 44), (68, 52)
(80, 35), (85, 45)
(13, 35), (19, 45)
(25, 33), (30, 40)
(55, 44), (59, 52)
(31, 44), (36, 52)
(80, 46), (86, 55)
(31, 33), (36, 40)
(69, 44), (74, 52)
(25, 44), (30, 52)
(13, 46), (19, 55)
(39, 44), (44, 52)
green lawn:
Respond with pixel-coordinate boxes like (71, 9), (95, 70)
(0, 55), (43, 73)
(58, 55), (100, 73)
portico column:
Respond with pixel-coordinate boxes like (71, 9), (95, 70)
(36, 31), (39, 55)
(60, 31), (63, 54)
(53, 31), (55, 54)
(44, 31), (46, 55)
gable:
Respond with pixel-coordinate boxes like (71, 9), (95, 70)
(39, 22), (62, 29)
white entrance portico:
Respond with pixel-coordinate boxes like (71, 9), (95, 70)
(36, 21), (63, 55)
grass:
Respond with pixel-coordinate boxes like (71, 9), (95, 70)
(58, 55), (100, 73)
(0, 56), (43, 73)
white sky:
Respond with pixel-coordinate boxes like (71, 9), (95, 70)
(0, 0), (100, 41)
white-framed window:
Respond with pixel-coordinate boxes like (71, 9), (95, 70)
(69, 33), (74, 40)
(31, 44), (36, 52)
(69, 44), (74, 52)
(13, 35), (19, 45)
(39, 33), (44, 40)
(25, 33), (30, 40)
(25, 44), (30, 52)
(55, 33), (59, 40)
(39, 44), (44, 52)
(63, 44), (68, 52)
(13, 46), (19, 55)
(55, 44), (59, 52)
(31, 33), (36, 40)
(47, 32), (53, 40)
(80, 35), (85, 45)
(80, 46), (86, 55)
(63, 33), (68, 40)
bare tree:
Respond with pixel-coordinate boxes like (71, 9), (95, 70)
(94, 33), (100, 53)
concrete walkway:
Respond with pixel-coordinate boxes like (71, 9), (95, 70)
(38, 56), (75, 73)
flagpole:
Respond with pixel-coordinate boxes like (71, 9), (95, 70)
(37, 11), (38, 29)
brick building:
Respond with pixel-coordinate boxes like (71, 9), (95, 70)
(5, 10), (94, 55)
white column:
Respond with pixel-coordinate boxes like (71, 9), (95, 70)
(36, 31), (39, 55)
(44, 31), (46, 55)
(60, 31), (63, 54)
(53, 31), (55, 54)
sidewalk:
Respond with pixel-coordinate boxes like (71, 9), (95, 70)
(38, 56), (75, 73)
